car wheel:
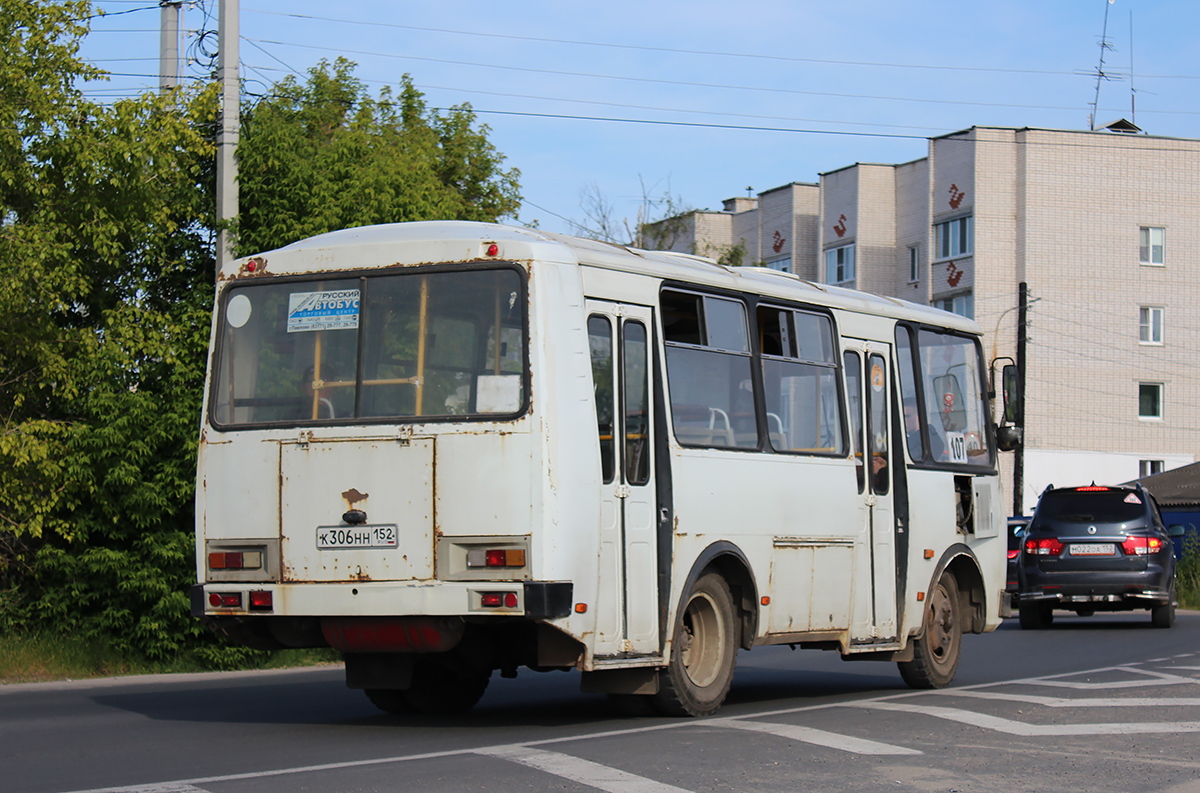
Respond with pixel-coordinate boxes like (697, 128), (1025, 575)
(1018, 602), (1053, 630)
(1151, 585), (1176, 629)
(898, 575), (962, 689)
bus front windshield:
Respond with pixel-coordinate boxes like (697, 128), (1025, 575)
(211, 267), (526, 427)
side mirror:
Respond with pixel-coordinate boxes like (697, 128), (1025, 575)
(1002, 364), (1023, 425)
(996, 424), (1022, 452)
(1168, 525), (1186, 538)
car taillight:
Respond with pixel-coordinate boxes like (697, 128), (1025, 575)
(1007, 549), (1020, 560)
(1025, 537), (1064, 556)
(1121, 536), (1163, 555)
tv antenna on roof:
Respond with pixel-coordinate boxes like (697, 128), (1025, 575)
(1088, 0), (1118, 131)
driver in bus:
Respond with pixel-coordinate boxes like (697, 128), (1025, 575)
(904, 399), (946, 462)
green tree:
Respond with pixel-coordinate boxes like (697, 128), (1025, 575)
(0, 0), (220, 660)
(1, 12), (525, 665)
(235, 58), (521, 255)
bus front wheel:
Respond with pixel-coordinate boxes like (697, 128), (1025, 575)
(653, 571), (737, 717)
(898, 574), (961, 689)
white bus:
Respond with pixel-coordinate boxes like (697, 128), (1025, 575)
(194, 221), (1007, 717)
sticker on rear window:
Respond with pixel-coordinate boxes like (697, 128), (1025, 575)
(287, 290), (360, 333)
(1125, 493), (1142, 504)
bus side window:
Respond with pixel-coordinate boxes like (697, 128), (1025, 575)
(759, 307), (843, 455)
(588, 315), (616, 484)
(844, 351), (865, 493)
(623, 321), (650, 486)
(662, 290), (758, 449)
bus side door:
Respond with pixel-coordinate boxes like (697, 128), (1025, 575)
(586, 301), (660, 656)
(842, 341), (899, 644)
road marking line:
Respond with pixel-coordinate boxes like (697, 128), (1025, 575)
(1005, 666), (1195, 690)
(953, 691), (1200, 708)
(91, 782), (208, 787)
(855, 701), (1200, 736)
(54, 656), (1200, 793)
(477, 746), (692, 793)
(710, 717), (921, 755)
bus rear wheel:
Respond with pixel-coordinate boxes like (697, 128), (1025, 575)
(898, 575), (961, 689)
(366, 660), (490, 716)
(653, 571), (737, 717)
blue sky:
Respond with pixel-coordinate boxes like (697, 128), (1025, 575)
(78, 0), (1200, 238)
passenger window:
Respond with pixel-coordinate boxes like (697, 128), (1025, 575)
(588, 315), (616, 484)
(623, 321), (650, 486)
(758, 306), (843, 455)
(844, 351), (865, 493)
(662, 290), (758, 449)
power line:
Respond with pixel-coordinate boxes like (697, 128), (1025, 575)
(239, 7), (1200, 81)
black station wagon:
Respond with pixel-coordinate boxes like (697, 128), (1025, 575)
(1017, 483), (1181, 629)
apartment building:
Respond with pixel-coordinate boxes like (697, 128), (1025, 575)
(647, 124), (1200, 511)
(653, 183), (820, 276)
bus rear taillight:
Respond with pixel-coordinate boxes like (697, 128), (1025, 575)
(209, 592), (242, 609)
(468, 549), (526, 568)
(248, 591), (273, 611)
(209, 551), (263, 570)
(1024, 537), (1064, 556)
(480, 592), (519, 608)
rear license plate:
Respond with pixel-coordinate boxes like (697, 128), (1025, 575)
(317, 525), (398, 549)
(1070, 543), (1115, 556)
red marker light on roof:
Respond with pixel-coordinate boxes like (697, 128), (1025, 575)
(486, 243), (499, 257)
(1076, 485), (1109, 491)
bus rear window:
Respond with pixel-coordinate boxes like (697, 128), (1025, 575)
(211, 267), (526, 426)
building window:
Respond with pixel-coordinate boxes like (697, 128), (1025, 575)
(764, 256), (789, 272)
(934, 216), (972, 260)
(1138, 382), (1163, 419)
(908, 246), (920, 282)
(825, 244), (855, 284)
(1139, 459), (1164, 477)
(1139, 306), (1164, 345)
(934, 293), (974, 320)
(1139, 227), (1164, 265)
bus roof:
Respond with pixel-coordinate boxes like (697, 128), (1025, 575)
(232, 220), (980, 335)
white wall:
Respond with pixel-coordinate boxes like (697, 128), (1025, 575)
(1021, 448), (1195, 514)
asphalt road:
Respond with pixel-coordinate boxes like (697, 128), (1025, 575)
(3, 611), (1200, 793)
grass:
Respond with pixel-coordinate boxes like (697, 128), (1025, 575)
(1177, 535), (1200, 611)
(0, 633), (340, 685)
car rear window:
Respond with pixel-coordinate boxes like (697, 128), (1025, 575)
(1035, 490), (1146, 523)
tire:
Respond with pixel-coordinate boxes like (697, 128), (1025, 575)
(1151, 585), (1176, 629)
(1018, 602), (1053, 630)
(608, 693), (657, 717)
(653, 571), (738, 717)
(898, 575), (962, 689)
(364, 688), (410, 715)
(402, 660), (491, 715)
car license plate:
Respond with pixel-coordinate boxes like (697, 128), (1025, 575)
(1070, 543), (1115, 556)
(317, 524), (398, 549)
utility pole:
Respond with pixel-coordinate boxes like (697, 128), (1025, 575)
(158, 1), (183, 92)
(216, 0), (239, 273)
(1013, 281), (1028, 516)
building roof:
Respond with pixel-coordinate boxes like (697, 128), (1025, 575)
(1129, 462), (1200, 509)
